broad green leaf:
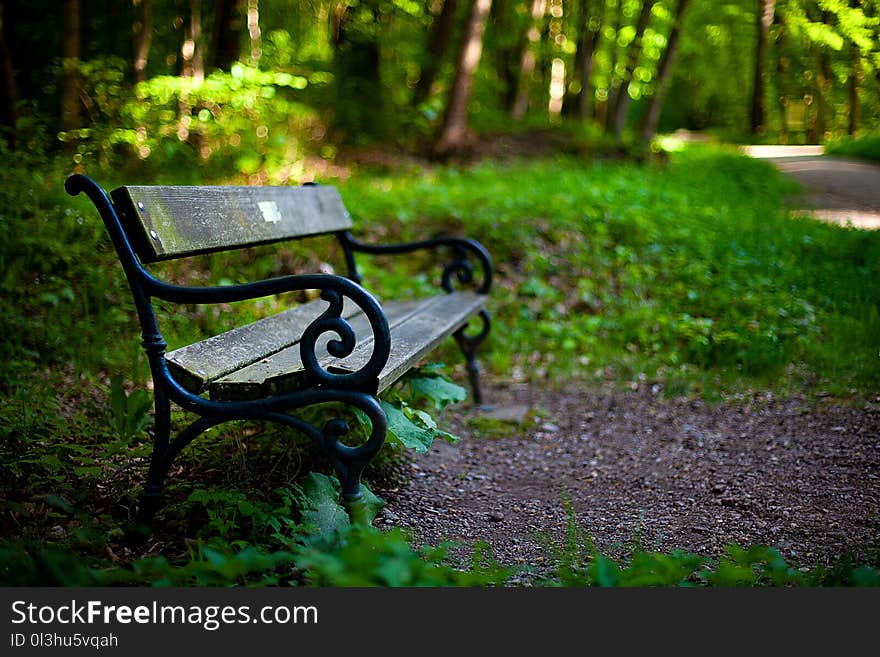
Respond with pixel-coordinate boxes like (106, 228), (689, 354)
(380, 400), (434, 452)
(299, 473), (384, 529)
(43, 494), (74, 514)
(591, 555), (621, 587)
(299, 472), (350, 534)
(406, 372), (467, 410)
(347, 483), (386, 526)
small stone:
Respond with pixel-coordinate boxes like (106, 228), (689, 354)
(485, 404), (531, 424)
(488, 512), (504, 522)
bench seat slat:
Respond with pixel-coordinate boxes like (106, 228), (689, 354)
(208, 297), (429, 401)
(205, 291), (484, 400)
(332, 291), (485, 393)
(166, 296), (362, 393)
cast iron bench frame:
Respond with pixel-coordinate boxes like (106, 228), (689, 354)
(65, 174), (492, 528)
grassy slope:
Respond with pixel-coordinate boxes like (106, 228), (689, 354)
(342, 146), (880, 398)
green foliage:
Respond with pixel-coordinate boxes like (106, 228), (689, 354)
(294, 526), (512, 587)
(826, 132), (880, 162)
(404, 363), (469, 410)
(66, 59), (324, 181)
(342, 147), (880, 397)
(536, 500), (880, 588)
(370, 366), (467, 453)
(297, 472), (385, 532)
(108, 375), (152, 441)
(378, 399), (460, 453)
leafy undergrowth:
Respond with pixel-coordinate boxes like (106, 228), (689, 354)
(3, 484), (878, 587)
(535, 501), (880, 587)
(339, 145), (880, 401)
(826, 132), (880, 163)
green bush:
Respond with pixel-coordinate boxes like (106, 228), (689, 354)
(826, 132), (880, 163)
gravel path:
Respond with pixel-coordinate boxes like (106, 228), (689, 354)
(374, 381), (880, 582)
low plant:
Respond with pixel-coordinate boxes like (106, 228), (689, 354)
(826, 132), (880, 163)
(535, 500), (880, 587)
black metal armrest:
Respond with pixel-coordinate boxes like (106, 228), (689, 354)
(340, 232), (493, 295)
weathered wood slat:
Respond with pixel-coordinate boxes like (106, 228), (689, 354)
(209, 297), (430, 401)
(111, 185), (353, 262)
(331, 291), (485, 393)
(166, 296), (362, 393)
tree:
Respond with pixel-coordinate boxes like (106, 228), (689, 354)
(0, 0), (16, 146)
(490, 0), (524, 111)
(576, 0), (603, 120)
(182, 0), (204, 84)
(60, 0), (81, 132)
(640, 0), (691, 143)
(848, 42), (860, 134)
(208, 0), (244, 72)
(246, 0), (261, 63)
(609, 0), (658, 138)
(434, 0), (493, 157)
(511, 0), (546, 120)
(412, 0), (459, 107)
(600, 0), (626, 128)
(132, 0), (152, 84)
(750, 0), (775, 135)
(332, 0), (383, 143)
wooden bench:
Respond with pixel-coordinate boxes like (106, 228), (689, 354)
(65, 175), (492, 529)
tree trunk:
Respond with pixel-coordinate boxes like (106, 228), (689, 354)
(493, 0), (521, 110)
(132, 0), (151, 84)
(562, 0), (585, 117)
(749, 0), (775, 135)
(609, 0), (657, 138)
(434, 0), (493, 158)
(847, 45), (860, 135)
(562, 0), (602, 120)
(182, 0), (204, 84)
(413, 0), (458, 107)
(812, 46), (831, 142)
(209, 0), (243, 72)
(246, 0), (261, 63)
(601, 0), (625, 129)
(333, 0), (383, 143)
(773, 12), (787, 142)
(60, 0), (81, 131)
(0, 0), (17, 146)
(511, 0), (545, 120)
(578, 1), (602, 121)
(639, 0), (689, 143)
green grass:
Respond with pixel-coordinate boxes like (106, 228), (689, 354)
(2, 141), (879, 586)
(339, 145), (880, 398)
(826, 132), (880, 163)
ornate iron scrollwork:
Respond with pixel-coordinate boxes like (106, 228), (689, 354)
(298, 286), (391, 391)
(339, 232), (493, 295)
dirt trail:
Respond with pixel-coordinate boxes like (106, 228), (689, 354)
(742, 145), (880, 230)
(376, 382), (880, 582)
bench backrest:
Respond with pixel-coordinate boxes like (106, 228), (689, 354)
(110, 185), (353, 263)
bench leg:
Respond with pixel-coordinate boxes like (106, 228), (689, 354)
(130, 387), (172, 535)
(133, 389), (223, 534)
(453, 309), (491, 407)
(269, 396), (387, 527)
